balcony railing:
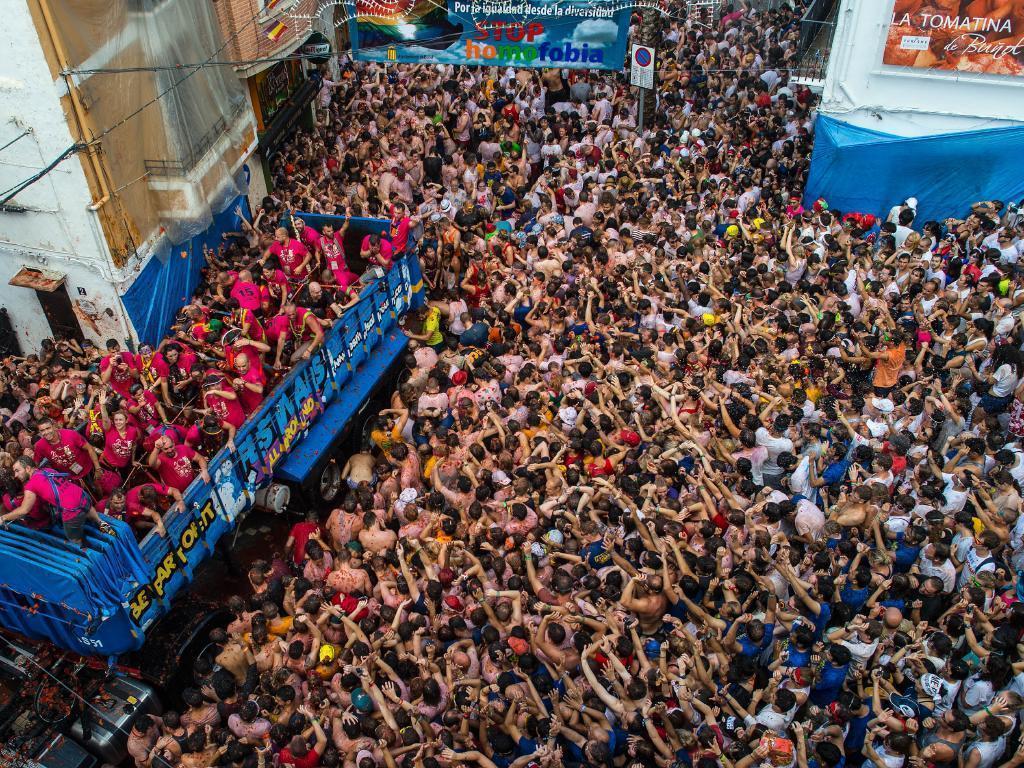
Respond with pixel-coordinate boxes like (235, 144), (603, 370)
(793, 0), (838, 83)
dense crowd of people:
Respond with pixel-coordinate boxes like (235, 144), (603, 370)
(6, 1), (1024, 768)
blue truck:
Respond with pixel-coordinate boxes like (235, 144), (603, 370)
(0, 214), (423, 659)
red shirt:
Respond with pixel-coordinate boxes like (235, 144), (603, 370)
(34, 430), (93, 479)
(125, 483), (173, 519)
(288, 521), (321, 565)
(133, 390), (162, 429)
(278, 747), (320, 768)
(154, 445), (199, 492)
(136, 352), (169, 389)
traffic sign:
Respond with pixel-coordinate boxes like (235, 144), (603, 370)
(630, 44), (655, 89)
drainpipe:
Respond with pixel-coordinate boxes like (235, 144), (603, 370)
(34, 0), (111, 210)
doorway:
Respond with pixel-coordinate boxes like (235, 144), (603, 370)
(35, 285), (85, 343)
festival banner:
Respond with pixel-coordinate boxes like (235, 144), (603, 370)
(883, 0), (1024, 77)
(347, 0), (632, 69)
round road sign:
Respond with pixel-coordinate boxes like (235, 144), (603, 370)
(634, 47), (652, 67)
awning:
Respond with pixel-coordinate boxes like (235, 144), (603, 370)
(8, 267), (66, 292)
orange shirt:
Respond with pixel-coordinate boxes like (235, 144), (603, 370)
(873, 344), (906, 389)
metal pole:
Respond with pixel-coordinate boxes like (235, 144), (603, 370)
(638, 92), (645, 135)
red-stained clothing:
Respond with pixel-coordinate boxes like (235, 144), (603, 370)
(230, 308), (266, 344)
(133, 390), (162, 429)
(269, 239), (311, 279)
(205, 390), (245, 429)
(297, 224), (321, 252)
(102, 425), (140, 469)
(360, 235), (394, 267)
(33, 430), (93, 479)
(236, 366), (266, 414)
(142, 423), (187, 453)
(136, 353), (169, 390)
(321, 233), (359, 288)
(100, 353), (138, 398)
(389, 216), (411, 255)
(224, 342), (264, 373)
(153, 446), (200, 492)
(267, 309), (315, 345)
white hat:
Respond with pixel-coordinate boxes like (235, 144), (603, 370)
(399, 488), (418, 503)
(680, 130), (690, 142)
(691, 129), (702, 139)
(871, 397), (894, 414)
(439, 199), (452, 212)
(558, 406), (578, 428)
(905, 197), (918, 208)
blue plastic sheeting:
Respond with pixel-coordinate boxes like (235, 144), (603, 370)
(122, 196), (250, 346)
(804, 115), (1024, 227)
(276, 331), (409, 484)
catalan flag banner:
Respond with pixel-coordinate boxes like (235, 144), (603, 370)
(347, 0), (630, 70)
(265, 20), (287, 41)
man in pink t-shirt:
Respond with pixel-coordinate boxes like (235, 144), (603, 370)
(148, 436), (209, 493)
(231, 352), (265, 415)
(33, 419), (100, 481)
(360, 233), (394, 269)
(100, 339), (138, 398)
(3, 458), (107, 544)
(228, 269), (262, 311)
(264, 228), (311, 280)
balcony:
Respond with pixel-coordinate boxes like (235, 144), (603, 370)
(791, 0), (838, 90)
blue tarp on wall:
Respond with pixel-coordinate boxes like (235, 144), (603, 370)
(122, 196), (250, 347)
(804, 114), (1024, 227)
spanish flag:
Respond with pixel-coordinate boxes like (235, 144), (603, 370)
(264, 0), (283, 8)
(265, 20), (287, 41)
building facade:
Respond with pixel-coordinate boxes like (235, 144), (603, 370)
(0, 0), (259, 354)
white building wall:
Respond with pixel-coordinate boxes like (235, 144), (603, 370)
(0, 1), (134, 353)
(820, 0), (1024, 137)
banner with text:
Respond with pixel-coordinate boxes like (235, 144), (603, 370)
(348, 0), (632, 69)
(883, 0), (1024, 77)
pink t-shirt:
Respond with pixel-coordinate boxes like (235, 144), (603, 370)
(25, 470), (90, 521)
(269, 239), (310, 279)
(205, 390), (245, 429)
(154, 446), (199, 492)
(102, 425), (140, 468)
(237, 367), (266, 414)
(34, 430), (92, 479)
(230, 279), (262, 311)
(100, 353), (138, 397)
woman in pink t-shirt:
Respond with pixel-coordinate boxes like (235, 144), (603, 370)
(100, 403), (140, 480)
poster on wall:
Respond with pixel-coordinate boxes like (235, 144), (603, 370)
(883, 0), (1024, 77)
(346, 0), (632, 69)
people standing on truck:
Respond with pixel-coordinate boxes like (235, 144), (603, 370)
(32, 417), (103, 491)
(148, 435), (210, 493)
(2, 457), (109, 544)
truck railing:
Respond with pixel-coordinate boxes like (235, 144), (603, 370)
(0, 225), (423, 657)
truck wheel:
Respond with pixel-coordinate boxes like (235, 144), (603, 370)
(305, 460), (342, 506)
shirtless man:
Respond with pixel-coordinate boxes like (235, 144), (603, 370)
(342, 452), (377, 488)
(325, 547), (372, 595)
(358, 510), (398, 553)
(619, 574), (670, 635)
(210, 627), (254, 687)
(830, 484), (874, 528)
